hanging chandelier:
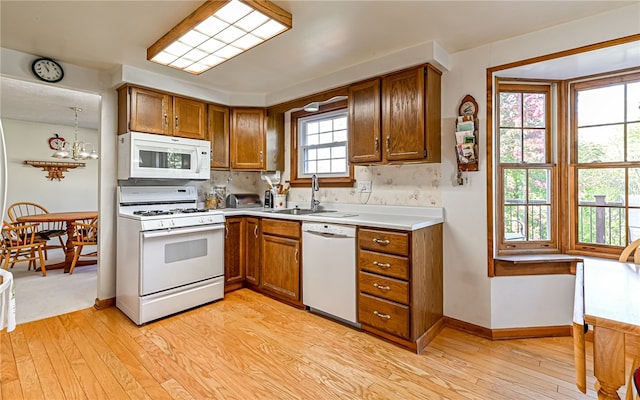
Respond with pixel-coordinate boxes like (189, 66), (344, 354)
(51, 107), (98, 160)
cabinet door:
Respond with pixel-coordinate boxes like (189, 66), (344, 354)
(349, 79), (382, 163)
(174, 96), (207, 139)
(382, 67), (425, 161)
(245, 217), (261, 287)
(224, 217), (244, 292)
(208, 104), (230, 169)
(129, 87), (171, 135)
(230, 108), (265, 170)
(261, 234), (300, 302)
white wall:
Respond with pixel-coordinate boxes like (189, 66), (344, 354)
(441, 4), (640, 329)
(1, 119), (98, 214)
(1, 47), (118, 302)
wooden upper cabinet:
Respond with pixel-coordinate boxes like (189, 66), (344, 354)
(348, 64), (441, 164)
(117, 85), (207, 139)
(207, 104), (230, 169)
(382, 67), (425, 161)
(118, 86), (171, 135)
(349, 79), (382, 163)
(173, 96), (207, 140)
(423, 65), (442, 163)
(230, 107), (266, 170)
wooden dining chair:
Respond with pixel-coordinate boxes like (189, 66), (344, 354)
(7, 202), (66, 260)
(69, 218), (98, 275)
(1, 221), (47, 276)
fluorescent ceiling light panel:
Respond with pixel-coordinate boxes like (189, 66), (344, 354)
(233, 34), (262, 50)
(215, 45), (243, 59)
(147, 0), (292, 75)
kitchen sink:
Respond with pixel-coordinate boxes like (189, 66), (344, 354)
(267, 207), (336, 215)
(265, 208), (358, 218)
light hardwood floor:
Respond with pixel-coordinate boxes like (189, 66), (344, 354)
(1, 289), (603, 399)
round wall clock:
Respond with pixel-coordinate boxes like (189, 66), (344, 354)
(458, 95), (478, 118)
(31, 57), (64, 83)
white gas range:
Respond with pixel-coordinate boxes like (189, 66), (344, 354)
(116, 186), (225, 325)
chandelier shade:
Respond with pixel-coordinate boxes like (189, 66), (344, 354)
(147, 0), (292, 75)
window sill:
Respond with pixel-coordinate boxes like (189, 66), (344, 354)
(493, 254), (583, 276)
(289, 177), (355, 188)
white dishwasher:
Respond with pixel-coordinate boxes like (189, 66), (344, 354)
(302, 222), (359, 326)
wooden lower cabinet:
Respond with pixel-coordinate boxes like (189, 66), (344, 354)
(224, 217), (244, 292)
(260, 218), (302, 306)
(357, 224), (443, 353)
(223, 215), (443, 354)
(244, 217), (261, 288)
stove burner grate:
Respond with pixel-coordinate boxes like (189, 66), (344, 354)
(131, 208), (210, 217)
(179, 208), (208, 214)
(133, 210), (174, 217)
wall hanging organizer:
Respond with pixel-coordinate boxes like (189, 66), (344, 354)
(455, 95), (479, 184)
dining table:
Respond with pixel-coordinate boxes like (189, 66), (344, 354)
(574, 257), (640, 400)
(17, 211), (98, 273)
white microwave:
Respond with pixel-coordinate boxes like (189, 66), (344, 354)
(118, 132), (211, 180)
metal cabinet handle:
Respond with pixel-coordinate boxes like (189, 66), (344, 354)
(373, 311), (391, 320)
(164, 114), (168, 128)
(295, 248), (299, 263)
(259, 150), (263, 163)
(373, 261), (391, 269)
(175, 116), (179, 130)
(375, 136), (379, 151)
(373, 283), (391, 291)
(386, 136), (390, 153)
(254, 225), (258, 238)
(225, 225), (228, 239)
(373, 238), (390, 245)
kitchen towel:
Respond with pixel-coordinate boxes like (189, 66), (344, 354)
(0, 269), (16, 332)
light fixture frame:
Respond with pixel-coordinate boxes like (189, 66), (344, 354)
(147, 0), (292, 75)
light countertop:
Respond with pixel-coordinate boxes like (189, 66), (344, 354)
(220, 203), (444, 231)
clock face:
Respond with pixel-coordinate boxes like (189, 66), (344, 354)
(461, 101), (476, 116)
(32, 58), (64, 83)
(459, 95), (478, 117)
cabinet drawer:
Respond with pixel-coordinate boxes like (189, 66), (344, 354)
(358, 228), (408, 256)
(359, 271), (408, 304)
(359, 249), (408, 280)
(262, 218), (300, 239)
(359, 293), (409, 339)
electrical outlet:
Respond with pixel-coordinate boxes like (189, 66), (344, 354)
(357, 181), (372, 193)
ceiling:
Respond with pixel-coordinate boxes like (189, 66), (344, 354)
(0, 1), (637, 129)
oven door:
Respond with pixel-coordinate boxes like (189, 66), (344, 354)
(140, 224), (224, 296)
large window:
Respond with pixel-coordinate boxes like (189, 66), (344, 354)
(497, 83), (557, 252)
(570, 73), (640, 254)
(492, 71), (640, 268)
(297, 109), (349, 178)
(289, 100), (354, 187)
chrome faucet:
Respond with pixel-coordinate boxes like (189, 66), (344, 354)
(310, 174), (320, 211)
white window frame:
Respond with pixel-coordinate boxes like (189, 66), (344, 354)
(297, 109), (349, 179)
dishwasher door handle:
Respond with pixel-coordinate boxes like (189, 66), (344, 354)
(305, 230), (353, 239)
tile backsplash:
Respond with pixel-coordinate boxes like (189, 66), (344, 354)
(206, 163), (441, 208)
